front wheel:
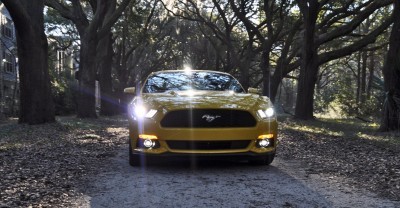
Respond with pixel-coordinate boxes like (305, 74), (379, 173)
(249, 153), (275, 166)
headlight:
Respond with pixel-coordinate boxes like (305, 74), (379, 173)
(257, 107), (275, 119)
(145, 109), (158, 118)
(265, 108), (274, 117)
(135, 105), (158, 119)
(129, 101), (158, 119)
(134, 105), (147, 118)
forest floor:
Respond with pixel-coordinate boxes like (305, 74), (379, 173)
(278, 116), (400, 201)
(0, 115), (399, 207)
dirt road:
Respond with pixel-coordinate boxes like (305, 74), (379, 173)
(77, 149), (400, 208)
(2, 117), (399, 207)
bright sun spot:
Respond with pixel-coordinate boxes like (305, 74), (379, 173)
(184, 65), (192, 72)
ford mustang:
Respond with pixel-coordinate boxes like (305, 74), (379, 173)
(124, 70), (278, 166)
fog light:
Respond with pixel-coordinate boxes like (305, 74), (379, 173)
(258, 139), (270, 147)
(139, 134), (158, 140)
(258, 134), (274, 139)
(143, 139), (155, 148)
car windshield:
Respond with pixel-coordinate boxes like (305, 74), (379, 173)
(142, 71), (245, 93)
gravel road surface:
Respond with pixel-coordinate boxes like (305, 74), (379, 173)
(77, 149), (400, 208)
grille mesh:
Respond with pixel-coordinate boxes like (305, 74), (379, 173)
(160, 109), (256, 128)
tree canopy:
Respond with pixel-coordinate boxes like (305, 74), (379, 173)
(1, 0), (399, 131)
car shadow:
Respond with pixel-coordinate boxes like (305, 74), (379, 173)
(137, 156), (267, 170)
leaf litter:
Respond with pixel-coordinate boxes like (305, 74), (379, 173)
(1, 116), (399, 207)
(278, 118), (400, 201)
(0, 116), (128, 207)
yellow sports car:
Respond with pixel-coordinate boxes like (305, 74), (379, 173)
(125, 70), (278, 166)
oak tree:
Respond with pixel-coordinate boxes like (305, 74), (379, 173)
(2, 0), (55, 124)
(380, 0), (400, 131)
(45, 0), (131, 118)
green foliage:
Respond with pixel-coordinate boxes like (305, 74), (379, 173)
(333, 76), (384, 119)
(335, 94), (382, 118)
(314, 87), (338, 113)
(47, 41), (77, 115)
(45, 7), (78, 40)
(44, 7), (79, 115)
(51, 80), (76, 116)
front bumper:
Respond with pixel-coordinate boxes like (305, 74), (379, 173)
(128, 118), (278, 155)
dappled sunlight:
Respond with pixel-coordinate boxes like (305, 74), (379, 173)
(357, 131), (400, 145)
(0, 142), (25, 151)
(281, 117), (400, 145)
(76, 133), (103, 144)
(285, 124), (344, 137)
(106, 127), (127, 134)
(279, 117), (400, 202)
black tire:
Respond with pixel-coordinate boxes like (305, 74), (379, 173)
(250, 153), (275, 166)
(129, 141), (142, 166)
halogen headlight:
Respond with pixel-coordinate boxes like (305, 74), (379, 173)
(265, 107), (274, 117)
(257, 110), (267, 118)
(145, 109), (158, 118)
(129, 101), (158, 119)
(134, 105), (147, 118)
(135, 106), (158, 119)
(257, 108), (275, 119)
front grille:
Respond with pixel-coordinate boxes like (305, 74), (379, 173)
(160, 109), (256, 128)
(166, 140), (251, 150)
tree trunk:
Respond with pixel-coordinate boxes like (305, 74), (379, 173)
(76, 33), (98, 118)
(114, 25), (131, 114)
(269, 63), (291, 103)
(361, 50), (368, 103)
(367, 51), (375, 98)
(45, 0), (132, 118)
(98, 33), (117, 116)
(356, 51), (361, 104)
(379, 0), (400, 131)
(294, 0), (320, 120)
(268, 20), (301, 103)
(3, 0), (55, 124)
(269, 77), (281, 104)
(261, 40), (274, 99)
(239, 44), (254, 90)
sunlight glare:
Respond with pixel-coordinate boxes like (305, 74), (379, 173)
(184, 64), (192, 74)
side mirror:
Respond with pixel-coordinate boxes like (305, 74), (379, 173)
(248, 87), (261, 95)
(124, 87), (136, 94)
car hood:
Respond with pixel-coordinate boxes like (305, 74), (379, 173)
(139, 91), (272, 111)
